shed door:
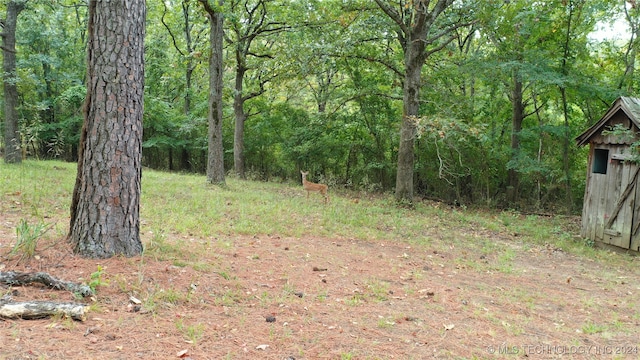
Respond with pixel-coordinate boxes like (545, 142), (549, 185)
(602, 159), (638, 249)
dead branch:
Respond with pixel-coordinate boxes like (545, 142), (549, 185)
(0, 271), (93, 321)
(0, 300), (88, 321)
(0, 271), (94, 297)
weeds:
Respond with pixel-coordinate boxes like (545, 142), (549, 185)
(88, 265), (109, 293)
(366, 279), (390, 302)
(9, 219), (49, 262)
(175, 318), (205, 344)
(582, 321), (607, 334)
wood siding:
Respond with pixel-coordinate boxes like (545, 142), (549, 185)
(581, 143), (638, 250)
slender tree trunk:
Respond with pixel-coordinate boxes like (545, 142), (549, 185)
(233, 65), (247, 179)
(559, 87), (573, 211)
(559, 0), (577, 213)
(69, 0), (145, 258)
(2, 1), (25, 164)
(199, 0), (225, 184)
(183, 1), (194, 117)
(507, 72), (524, 204)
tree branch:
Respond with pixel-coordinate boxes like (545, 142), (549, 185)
(373, 0), (409, 36)
(0, 300), (88, 321)
(0, 271), (94, 297)
(162, 1), (186, 56)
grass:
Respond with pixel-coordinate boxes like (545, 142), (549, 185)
(0, 160), (592, 253)
(0, 159), (628, 268)
(10, 218), (50, 262)
(175, 318), (205, 344)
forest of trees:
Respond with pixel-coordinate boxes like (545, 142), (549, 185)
(1, 0), (639, 213)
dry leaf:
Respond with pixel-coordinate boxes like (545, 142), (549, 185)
(176, 349), (189, 357)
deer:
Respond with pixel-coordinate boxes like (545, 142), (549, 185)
(300, 170), (329, 203)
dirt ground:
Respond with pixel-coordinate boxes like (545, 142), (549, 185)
(1, 211), (640, 359)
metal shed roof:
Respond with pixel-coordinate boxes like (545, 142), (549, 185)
(575, 96), (640, 147)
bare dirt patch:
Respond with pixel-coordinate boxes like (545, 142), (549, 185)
(1, 213), (640, 359)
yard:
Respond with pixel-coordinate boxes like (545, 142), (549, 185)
(1, 161), (639, 359)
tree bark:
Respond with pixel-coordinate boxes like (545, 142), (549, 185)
(2, 1), (25, 164)
(395, 62), (421, 203)
(69, 0), (145, 258)
(199, 0), (226, 185)
(233, 64), (247, 178)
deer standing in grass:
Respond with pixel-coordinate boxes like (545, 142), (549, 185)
(301, 171), (329, 203)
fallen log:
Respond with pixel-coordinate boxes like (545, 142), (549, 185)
(0, 300), (88, 321)
(0, 271), (94, 297)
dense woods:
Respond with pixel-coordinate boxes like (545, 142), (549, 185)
(1, 0), (638, 212)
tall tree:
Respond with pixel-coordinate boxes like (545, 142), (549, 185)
(479, 1), (552, 204)
(553, 0), (599, 211)
(1, 0), (26, 164)
(161, 0), (207, 171)
(69, 0), (146, 258)
(198, 0), (226, 184)
(373, 0), (471, 204)
(227, 0), (288, 179)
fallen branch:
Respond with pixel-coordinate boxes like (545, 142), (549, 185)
(0, 271), (94, 297)
(0, 300), (88, 321)
(0, 271), (93, 321)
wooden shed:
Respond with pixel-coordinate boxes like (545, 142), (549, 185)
(576, 96), (640, 251)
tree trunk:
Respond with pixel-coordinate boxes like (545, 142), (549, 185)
(395, 62), (421, 203)
(373, 0), (455, 205)
(183, 1), (194, 118)
(200, 0), (226, 185)
(41, 59), (57, 158)
(507, 72), (524, 204)
(233, 65), (247, 179)
(2, 1), (25, 164)
(559, 0), (576, 213)
(69, 0), (145, 258)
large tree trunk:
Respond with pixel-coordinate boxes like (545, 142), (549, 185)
(69, 0), (145, 258)
(373, 0), (455, 205)
(233, 65), (247, 179)
(395, 62), (421, 203)
(200, 0), (226, 185)
(2, 1), (25, 164)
